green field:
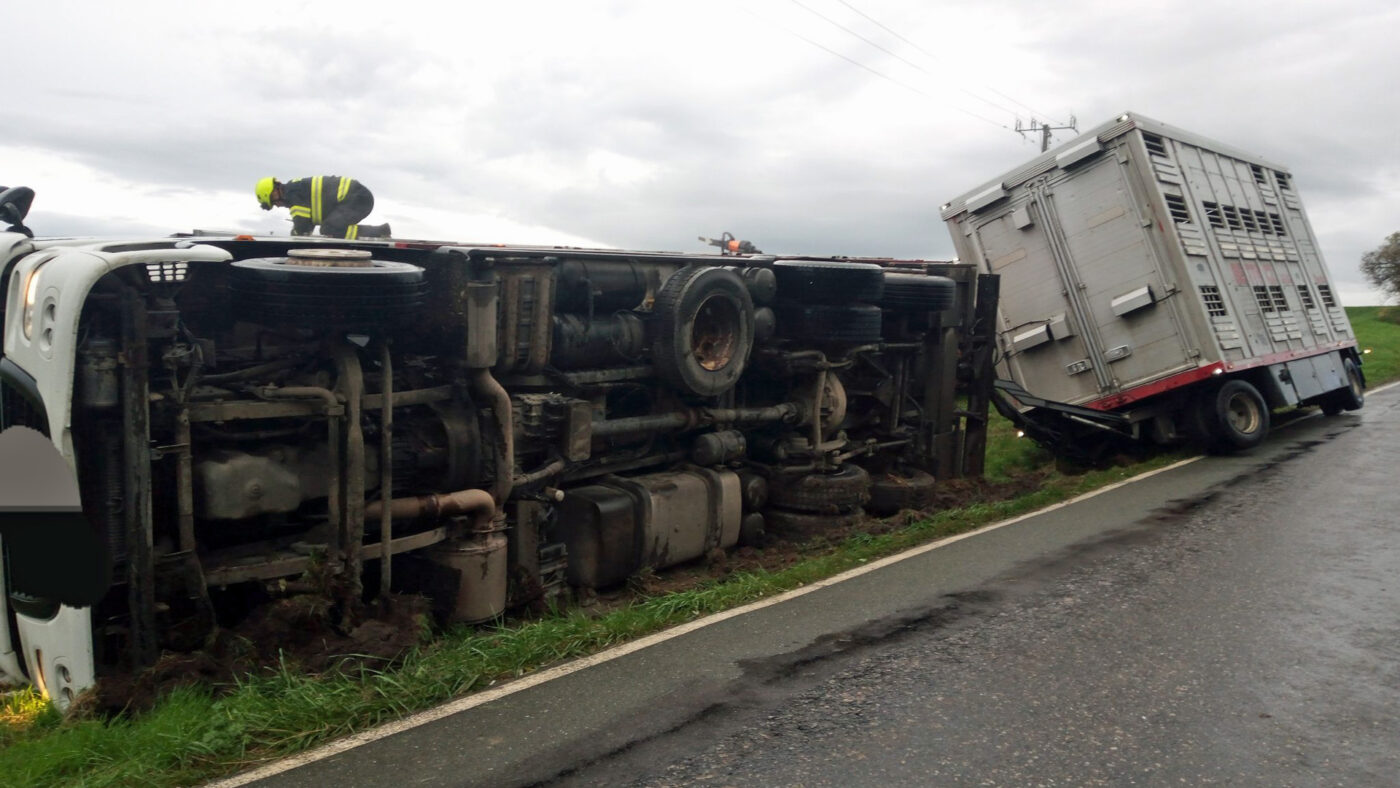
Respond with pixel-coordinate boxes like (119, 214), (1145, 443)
(1346, 306), (1400, 384)
(2, 306), (1397, 788)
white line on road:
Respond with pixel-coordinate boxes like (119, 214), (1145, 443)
(205, 455), (1204, 787)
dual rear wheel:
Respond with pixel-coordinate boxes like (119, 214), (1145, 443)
(1187, 379), (1270, 453)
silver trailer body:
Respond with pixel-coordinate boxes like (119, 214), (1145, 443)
(941, 112), (1357, 417)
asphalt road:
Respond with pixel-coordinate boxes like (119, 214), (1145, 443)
(230, 382), (1400, 788)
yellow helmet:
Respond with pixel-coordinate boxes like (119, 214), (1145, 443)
(255, 177), (276, 210)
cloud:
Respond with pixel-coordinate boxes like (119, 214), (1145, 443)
(8, 0), (1399, 303)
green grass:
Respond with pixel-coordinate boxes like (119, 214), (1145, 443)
(1348, 305), (1400, 386)
(1, 306), (1394, 787)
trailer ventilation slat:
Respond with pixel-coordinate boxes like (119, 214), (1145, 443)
(1254, 286), (1278, 313)
(1142, 133), (1168, 157)
(1200, 286), (1227, 316)
(1176, 225), (1209, 256)
(1202, 201), (1222, 229)
(1164, 193), (1191, 224)
(1296, 285), (1317, 310)
(1318, 284), (1336, 308)
(1252, 165), (1269, 186)
(1152, 160), (1183, 185)
(1204, 203), (1289, 238)
(1268, 285), (1289, 312)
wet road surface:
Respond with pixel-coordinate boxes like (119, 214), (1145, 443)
(236, 384), (1400, 788)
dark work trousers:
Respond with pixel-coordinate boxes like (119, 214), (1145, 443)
(319, 190), (380, 238)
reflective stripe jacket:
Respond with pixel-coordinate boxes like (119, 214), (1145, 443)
(280, 176), (367, 236)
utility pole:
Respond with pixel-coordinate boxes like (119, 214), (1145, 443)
(1016, 116), (1078, 152)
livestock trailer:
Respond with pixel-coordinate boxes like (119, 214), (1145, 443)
(941, 112), (1364, 457)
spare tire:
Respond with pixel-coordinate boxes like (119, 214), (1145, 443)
(776, 303), (883, 345)
(773, 260), (885, 305)
(651, 265), (755, 398)
(229, 253), (427, 329)
(879, 274), (956, 312)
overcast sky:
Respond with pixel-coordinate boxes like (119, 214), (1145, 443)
(7, 0), (1398, 304)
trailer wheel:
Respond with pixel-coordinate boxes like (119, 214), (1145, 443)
(651, 265), (755, 397)
(1198, 379), (1270, 453)
(1320, 358), (1365, 415)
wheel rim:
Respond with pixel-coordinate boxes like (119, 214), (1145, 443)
(692, 294), (741, 371)
(1225, 392), (1261, 434)
(1349, 367), (1363, 398)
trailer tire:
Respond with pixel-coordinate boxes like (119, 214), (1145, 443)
(1198, 379), (1270, 453)
(773, 260), (885, 305)
(1320, 358), (1364, 415)
(767, 463), (871, 515)
(651, 265), (755, 398)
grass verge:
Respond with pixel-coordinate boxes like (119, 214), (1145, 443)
(1348, 305), (1400, 384)
(1, 306), (1394, 787)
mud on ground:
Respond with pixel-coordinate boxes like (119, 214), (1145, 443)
(89, 594), (433, 716)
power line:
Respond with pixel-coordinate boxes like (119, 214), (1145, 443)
(832, 0), (1067, 127)
(743, 7), (1015, 132)
(1016, 116), (1079, 152)
(785, 0), (1023, 123)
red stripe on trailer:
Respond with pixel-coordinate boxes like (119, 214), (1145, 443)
(1084, 340), (1358, 411)
(1085, 363), (1226, 410)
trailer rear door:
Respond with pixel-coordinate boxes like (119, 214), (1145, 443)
(971, 152), (1195, 405)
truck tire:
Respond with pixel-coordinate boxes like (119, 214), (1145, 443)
(773, 260), (885, 305)
(1320, 358), (1365, 415)
(776, 303), (884, 345)
(1196, 379), (1270, 453)
(767, 463), (871, 514)
(878, 274), (956, 312)
(866, 468), (937, 516)
(651, 265), (755, 398)
(229, 256), (427, 328)
(764, 508), (866, 540)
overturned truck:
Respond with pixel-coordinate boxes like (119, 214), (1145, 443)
(0, 191), (996, 707)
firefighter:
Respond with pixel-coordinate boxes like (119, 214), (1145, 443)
(255, 176), (391, 239)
